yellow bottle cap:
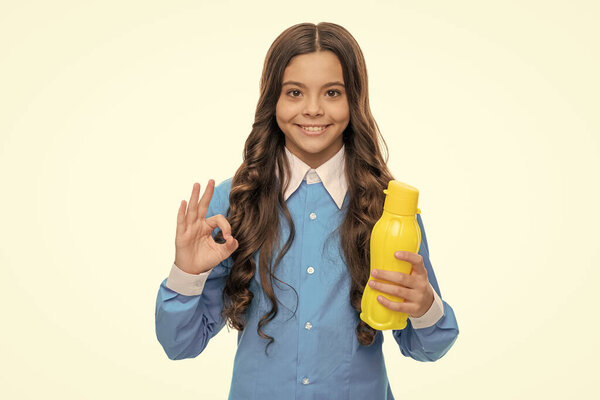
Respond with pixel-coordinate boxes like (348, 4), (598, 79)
(383, 180), (420, 216)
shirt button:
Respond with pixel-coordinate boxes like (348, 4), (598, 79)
(307, 266), (315, 274)
(309, 212), (316, 220)
(302, 377), (310, 385)
(305, 322), (312, 330)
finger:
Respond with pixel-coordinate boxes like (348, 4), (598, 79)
(395, 250), (427, 277)
(394, 250), (422, 265)
(197, 179), (215, 221)
(410, 262), (428, 278)
(205, 214), (233, 239)
(176, 199), (187, 236)
(186, 182), (201, 225)
(369, 279), (416, 301)
(376, 295), (416, 314)
(225, 236), (239, 252)
(371, 269), (416, 289)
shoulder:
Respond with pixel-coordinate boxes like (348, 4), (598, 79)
(214, 176), (233, 198)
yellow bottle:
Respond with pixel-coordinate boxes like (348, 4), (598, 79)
(360, 180), (422, 330)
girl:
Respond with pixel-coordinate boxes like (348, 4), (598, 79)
(155, 22), (459, 400)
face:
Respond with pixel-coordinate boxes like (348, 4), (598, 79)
(275, 51), (350, 169)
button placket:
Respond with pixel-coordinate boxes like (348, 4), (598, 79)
(298, 185), (320, 391)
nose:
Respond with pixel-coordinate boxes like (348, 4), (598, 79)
(302, 95), (324, 117)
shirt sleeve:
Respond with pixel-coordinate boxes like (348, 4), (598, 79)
(392, 213), (459, 362)
(154, 180), (233, 360)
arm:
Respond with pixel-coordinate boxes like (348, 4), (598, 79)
(154, 181), (233, 360)
(392, 213), (459, 362)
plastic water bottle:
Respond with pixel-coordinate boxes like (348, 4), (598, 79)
(360, 180), (422, 330)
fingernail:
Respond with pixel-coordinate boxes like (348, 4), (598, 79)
(371, 269), (378, 276)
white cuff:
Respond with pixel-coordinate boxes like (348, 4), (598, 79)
(165, 263), (212, 296)
(409, 282), (444, 329)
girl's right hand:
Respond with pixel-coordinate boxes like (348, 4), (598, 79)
(174, 179), (239, 275)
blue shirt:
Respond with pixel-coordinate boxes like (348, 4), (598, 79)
(155, 145), (459, 399)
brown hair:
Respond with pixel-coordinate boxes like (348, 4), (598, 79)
(216, 22), (395, 355)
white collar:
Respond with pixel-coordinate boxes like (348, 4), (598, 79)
(277, 144), (348, 209)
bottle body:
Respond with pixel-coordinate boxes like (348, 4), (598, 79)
(360, 181), (421, 330)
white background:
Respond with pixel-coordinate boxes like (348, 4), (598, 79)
(1, 0), (598, 398)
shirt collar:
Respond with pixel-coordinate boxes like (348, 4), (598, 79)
(277, 144), (348, 209)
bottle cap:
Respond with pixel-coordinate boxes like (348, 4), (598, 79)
(383, 180), (420, 216)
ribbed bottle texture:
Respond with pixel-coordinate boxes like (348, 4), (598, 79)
(360, 180), (422, 330)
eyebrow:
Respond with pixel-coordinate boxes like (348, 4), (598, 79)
(282, 80), (345, 88)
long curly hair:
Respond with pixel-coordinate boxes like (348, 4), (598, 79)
(216, 22), (396, 355)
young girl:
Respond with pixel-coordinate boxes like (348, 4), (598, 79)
(155, 22), (459, 399)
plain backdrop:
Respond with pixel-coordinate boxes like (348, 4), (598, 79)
(1, 0), (598, 399)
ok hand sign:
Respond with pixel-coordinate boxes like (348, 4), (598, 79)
(174, 180), (239, 275)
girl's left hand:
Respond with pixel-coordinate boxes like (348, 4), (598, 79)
(368, 250), (434, 318)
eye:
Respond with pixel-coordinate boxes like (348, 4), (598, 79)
(286, 89), (342, 98)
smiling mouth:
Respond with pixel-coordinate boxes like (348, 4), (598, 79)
(296, 124), (331, 135)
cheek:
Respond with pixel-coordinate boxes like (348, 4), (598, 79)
(275, 99), (299, 121)
(329, 103), (350, 123)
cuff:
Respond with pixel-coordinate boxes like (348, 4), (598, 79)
(165, 263), (212, 296)
(408, 282), (444, 329)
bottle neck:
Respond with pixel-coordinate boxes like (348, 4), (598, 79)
(383, 198), (420, 216)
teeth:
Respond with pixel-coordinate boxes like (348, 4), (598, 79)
(301, 125), (328, 132)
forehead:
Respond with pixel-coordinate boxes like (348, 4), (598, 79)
(282, 51), (344, 85)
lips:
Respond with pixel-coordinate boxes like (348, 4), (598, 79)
(296, 124), (331, 136)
